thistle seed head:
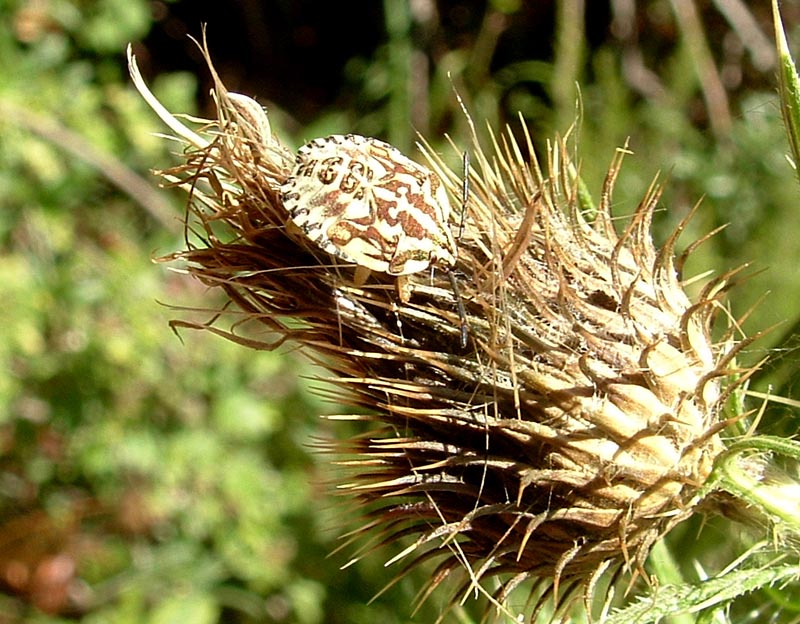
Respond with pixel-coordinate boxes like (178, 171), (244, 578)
(129, 43), (756, 620)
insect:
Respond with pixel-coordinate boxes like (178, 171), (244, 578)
(280, 133), (468, 348)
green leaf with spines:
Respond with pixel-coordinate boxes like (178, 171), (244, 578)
(605, 563), (800, 624)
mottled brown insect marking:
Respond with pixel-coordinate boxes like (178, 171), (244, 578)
(280, 134), (456, 276)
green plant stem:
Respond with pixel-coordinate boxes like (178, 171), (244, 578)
(773, 0), (800, 187)
(552, 0), (585, 132)
(710, 435), (800, 532)
(383, 0), (413, 152)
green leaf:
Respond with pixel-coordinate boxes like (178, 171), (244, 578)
(150, 592), (219, 624)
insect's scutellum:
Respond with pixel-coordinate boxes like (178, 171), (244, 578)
(280, 134), (469, 349)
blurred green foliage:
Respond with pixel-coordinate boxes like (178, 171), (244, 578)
(0, 1), (385, 622)
(1, 0), (800, 622)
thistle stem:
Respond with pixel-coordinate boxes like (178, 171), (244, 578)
(711, 435), (800, 533)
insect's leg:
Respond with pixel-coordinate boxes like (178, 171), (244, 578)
(353, 265), (371, 286)
(448, 270), (469, 349)
(395, 275), (412, 303)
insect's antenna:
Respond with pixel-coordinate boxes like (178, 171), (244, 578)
(448, 269), (469, 350)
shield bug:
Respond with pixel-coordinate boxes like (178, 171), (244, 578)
(280, 133), (468, 347)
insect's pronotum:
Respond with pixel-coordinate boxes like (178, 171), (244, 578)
(279, 133), (468, 348)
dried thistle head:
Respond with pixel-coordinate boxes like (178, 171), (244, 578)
(129, 41), (757, 621)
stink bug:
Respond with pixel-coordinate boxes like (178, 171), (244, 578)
(280, 133), (468, 347)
